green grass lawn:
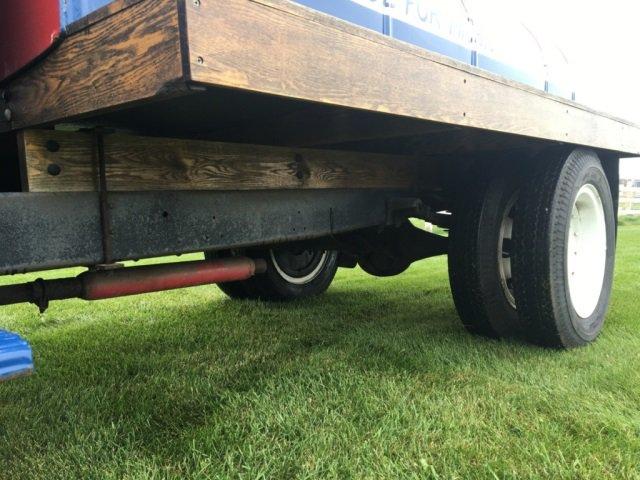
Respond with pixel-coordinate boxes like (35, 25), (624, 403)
(620, 215), (640, 227)
(1, 227), (639, 479)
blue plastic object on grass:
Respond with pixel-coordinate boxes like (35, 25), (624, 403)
(0, 330), (34, 382)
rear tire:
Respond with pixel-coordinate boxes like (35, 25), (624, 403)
(205, 250), (261, 299)
(448, 161), (523, 339)
(513, 149), (616, 348)
(207, 248), (338, 301)
(216, 274), (258, 300)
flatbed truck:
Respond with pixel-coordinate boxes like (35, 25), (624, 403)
(0, 0), (638, 380)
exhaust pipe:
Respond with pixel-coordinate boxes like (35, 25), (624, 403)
(0, 257), (267, 312)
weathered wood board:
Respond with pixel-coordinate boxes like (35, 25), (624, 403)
(2, 0), (184, 130)
(20, 130), (427, 192)
(185, 0), (640, 155)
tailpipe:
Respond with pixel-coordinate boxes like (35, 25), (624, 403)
(0, 257), (267, 312)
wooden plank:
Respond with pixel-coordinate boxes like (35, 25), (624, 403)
(2, 0), (184, 130)
(186, 0), (640, 155)
(20, 130), (426, 192)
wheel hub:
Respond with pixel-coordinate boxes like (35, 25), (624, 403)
(498, 197), (517, 309)
(567, 184), (607, 319)
(270, 249), (329, 285)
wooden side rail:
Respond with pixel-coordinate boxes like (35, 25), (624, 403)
(19, 129), (431, 192)
(185, 0), (640, 155)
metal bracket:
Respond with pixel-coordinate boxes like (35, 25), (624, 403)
(386, 197), (429, 226)
(94, 128), (115, 266)
(30, 278), (49, 313)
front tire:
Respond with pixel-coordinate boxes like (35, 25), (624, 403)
(513, 148), (616, 348)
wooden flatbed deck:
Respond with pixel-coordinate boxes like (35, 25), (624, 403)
(1, 0), (639, 157)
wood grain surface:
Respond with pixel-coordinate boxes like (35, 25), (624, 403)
(186, 0), (640, 155)
(20, 130), (427, 192)
(3, 0), (184, 130)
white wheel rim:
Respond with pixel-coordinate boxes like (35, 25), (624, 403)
(270, 250), (328, 285)
(567, 184), (607, 319)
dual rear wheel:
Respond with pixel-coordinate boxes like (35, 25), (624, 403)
(449, 148), (616, 348)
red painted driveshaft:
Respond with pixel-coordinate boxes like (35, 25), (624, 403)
(82, 258), (265, 300)
(0, 257), (267, 312)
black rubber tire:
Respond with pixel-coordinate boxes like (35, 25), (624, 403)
(512, 148), (616, 349)
(216, 276), (258, 300)
(254, 249), (339, 301)
(207, 249), (339, 301)
(205, 250), (260, 300)
(448, 161), (523, 339)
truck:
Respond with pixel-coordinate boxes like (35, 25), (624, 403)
(0, 0), (638, 381)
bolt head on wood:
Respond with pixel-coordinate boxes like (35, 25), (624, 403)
(46, 140), (61, 153)
(47, 164), (62, 176)
(3, 108), (11, 122)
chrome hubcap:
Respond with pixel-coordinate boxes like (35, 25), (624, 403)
(270, 249), (329, 285)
